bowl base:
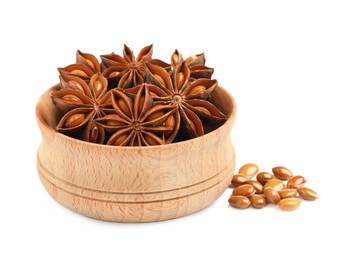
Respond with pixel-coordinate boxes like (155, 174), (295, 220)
(37, 153), (235, 223)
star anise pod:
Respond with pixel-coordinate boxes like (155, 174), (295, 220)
(171, 49), (214, 80)
(58, 50), (101, 84)
(100, 44), (171, 89)
(95, 84), (177, 146)
(51, 73), (113, 143)
(126, 62), (226, 140)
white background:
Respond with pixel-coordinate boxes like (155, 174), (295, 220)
(1, 0), (346, 259)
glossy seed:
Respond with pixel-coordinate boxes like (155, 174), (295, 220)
(287, 175), (306, 189)
(176, 72), (185, 91)
(250, 194), (267, 209)
(231, 174), (248, 187)
(228, 195), (251, 209)
(71, 69), (88, 77)
(154, 74), (166, 87)
(117, 99), (131, 117)
(147, 111), (165, 122)
(144, 134), (160, 146)
(172, 53), (180, 64)
(195, 106), (211, 115)
(61, 94), (83, 104)
(232, 184), (256, 197)
(188, 85), (206, 96)
(85, 59), (95, 70)
(272, 166), (293, 180)
(264, 179), (285, 191)
(256, 172), (275, 185)
(111, 133), (128, 146)
(109, 71), (120, 77)
(64, 113), (85, 128)
(264, 187), (281, 204)
(106, 120), (126, 127)
(278, 198), (302, 211)
(92, 80), (103, 99)
(278, 189), (297, 199)
(165, 115), (175, 128)
(245, 180), (264, 194)
(297, 187), (318, 200)
(89, 123), (100, 143)
(69, 81), (85, 94)
(238, 163), (259, 179)
(164, 115), (175, 137)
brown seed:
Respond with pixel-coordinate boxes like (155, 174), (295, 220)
(278, 189), (297, 199)
(195, 106), (211, 115)
(154, 74), (166, 87)
(147, 111), (165, 122)
(172, 53), (180, 64)
(264, 179), (285, 191)
(164, 115), (175, 137)
(137, 96), (145, 112)
(89, 123), (101, 143)
(109, 71), (120, 78)
(188, 85), (206, 96)
(176, 72), (185, 91)
(85, 59), (95, 70)
(71, 69), (88, 77)
(272, 166), (293, 180)
(238, 163), (259, 179)
(117, 99), (132, 118)
(287, 175), (306, 189)
(64, 113), (85, 128)
(143, 134), (160, 146)
(256, 172), (275, 185)
(297, 187), (318, 200)
(92, 79), (103, 99)
(245, 180), (264, 194)
(61, 94), (83, 104)
(165, 115), (175, 129)
(106, 119), (126, 127)
(231, 174), (248, 187)
(264, 187), (281, 204)
(250, 194), (267, 209)
(111, 133), (128, 146)
(68, 81), (85, 94)
(232, 184), (256, 197)
(228, 195), (251, 209)
(278, 198), (302, 211)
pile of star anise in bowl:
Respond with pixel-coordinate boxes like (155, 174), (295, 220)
(35, 44), (237, 222)
(51, 44), (228, 146)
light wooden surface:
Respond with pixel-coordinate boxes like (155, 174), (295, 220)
(36, 85), (237, 222)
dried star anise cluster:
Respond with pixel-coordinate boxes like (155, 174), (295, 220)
(51, 44), (226, 146)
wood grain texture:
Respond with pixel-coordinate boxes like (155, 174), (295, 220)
(36, 85), (237, 222)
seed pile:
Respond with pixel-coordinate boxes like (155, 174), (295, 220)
(228, 164), (318, 211)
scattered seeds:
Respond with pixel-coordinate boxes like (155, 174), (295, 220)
(228, 164), (317, 211)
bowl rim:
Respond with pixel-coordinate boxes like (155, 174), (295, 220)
(36, 84), (237, 150)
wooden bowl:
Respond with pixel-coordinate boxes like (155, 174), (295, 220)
(36, 85), (236, 222)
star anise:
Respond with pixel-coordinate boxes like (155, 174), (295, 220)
(95, 84), (177, 146)
(126, 62), (226, 141)
(171, 49), (214, 80)
(51, 73), (112, 143)
(58, 50), (101, 84)
(100, 44), (171, 89)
